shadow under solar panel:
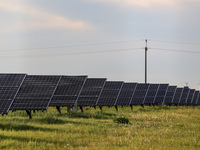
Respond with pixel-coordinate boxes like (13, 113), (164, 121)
(0, 74), (26, 114)
(11, 75), (61, 111)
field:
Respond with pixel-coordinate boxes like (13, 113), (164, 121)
(0, 106), (200, 150)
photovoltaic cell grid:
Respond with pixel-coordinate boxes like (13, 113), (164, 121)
(179, 87), (190, 106)
(50, 76), (87, 107)
(96, 81), (123, 106)
(164, 86), (177, 105)
(130, 84), (150, 105)
(143, 84), (159, 105)
(172, 88), (183, 105)
(115, 83), (137, 106)
(153, 84), (168, 105)
(191, 91), (199, 105)
(0, 74), (26, 114)
(197, 92), (200, 106)
(11, 75), (61, 111)
(77, 78), (106, 106)
(186, 89), (195, 105)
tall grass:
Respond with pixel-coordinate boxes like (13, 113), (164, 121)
(0, 106), (199, 149)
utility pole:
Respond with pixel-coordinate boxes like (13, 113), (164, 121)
(145, 39), (148, 84)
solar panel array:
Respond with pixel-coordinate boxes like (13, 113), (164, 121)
(0, 73), (200, 116)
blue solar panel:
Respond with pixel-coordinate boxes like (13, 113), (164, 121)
(153, 84), (168, 105)
(179, 87), (190, 106)
(50, 76), (87, 107)
(0, 74), (26, 114)
(191, 91), (199, 106)
(172, 88), (183, 105)
(186, 89), (195, 105)
(11, 75), (61, 111)
(115, 83), (137, 106)
(197, 92), (200, 106)
(77, 78), (106, 106)
(130, 84), (150, 105)
(163, 86), (177, 105)
(96, 81), (123, 106)
(143, 84), (159, 105)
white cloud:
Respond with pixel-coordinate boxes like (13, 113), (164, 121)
(0, 0), (93, 32)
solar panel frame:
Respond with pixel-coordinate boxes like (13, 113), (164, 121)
(115, 83), (137, 106)
(153, 84), (168, 105)
(0, 74), (27, 114)
(143, 84), (159, 105)
(77, 78), (106, 106)
(96, 81), (124, 106)
(50, 76), (87, 107)
(11, 75), (61, 111)
(129, 83), (150, 106)
(163, 86), (177, 105)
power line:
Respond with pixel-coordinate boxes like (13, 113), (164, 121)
(150, 48), (200, 53)
(0, 39), (143, 52)
(0, 48), (143, 59)
(149, 39), (200, 46)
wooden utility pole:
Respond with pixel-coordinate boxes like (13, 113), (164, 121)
(145, 39), (148, 84)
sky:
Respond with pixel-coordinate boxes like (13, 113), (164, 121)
(0, 0), (200, 89)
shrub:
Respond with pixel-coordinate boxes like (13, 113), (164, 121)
(113, 117), (129, 124)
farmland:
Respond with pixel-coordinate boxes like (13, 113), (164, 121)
(0, 106), (200, 150)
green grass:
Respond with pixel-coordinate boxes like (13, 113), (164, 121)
(0, 106), (200, 150)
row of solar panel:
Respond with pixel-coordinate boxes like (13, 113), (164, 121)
(0, 74), (200, 115)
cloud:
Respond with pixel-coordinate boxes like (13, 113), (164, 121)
(0, 0), (93, 32)
(89, 0), (200, 9)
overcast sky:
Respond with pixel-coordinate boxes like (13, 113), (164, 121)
(0, 0), (200, 89)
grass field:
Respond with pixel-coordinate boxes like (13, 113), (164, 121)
(0, 106), (200, 150)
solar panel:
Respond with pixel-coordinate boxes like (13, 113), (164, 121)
(191, 91), (199, 106)
(115, 83), (137, 106)
(0, 74), (26, 114)
(172, 88), (183, 105)
(96, 81), (123, 106)
(143, 84), (159, 105)
(197, 92), (200, 106)
(50, 76), (87, 107)
(185, 89), (195, 105)
(11, 75), (61, 111)
(153, 84), (168, 105)
(163, 86), (177, 105)
(77, 78), (106, 106)
(130, 83), (150, 106)
(179, 87), (190, 106)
